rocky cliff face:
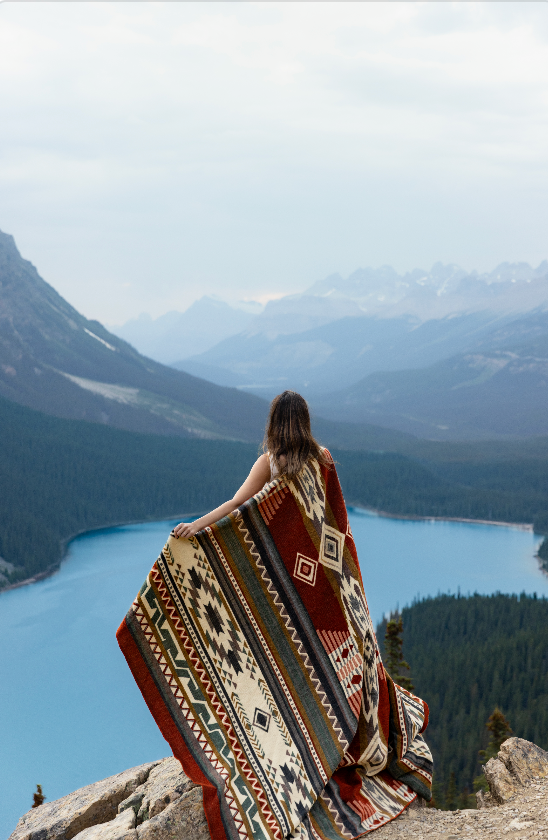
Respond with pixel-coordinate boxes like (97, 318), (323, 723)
(9, 739), (548, 840)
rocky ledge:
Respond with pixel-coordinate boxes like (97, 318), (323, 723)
(9, 738), (548, 840)
(9, 758), (209, 840)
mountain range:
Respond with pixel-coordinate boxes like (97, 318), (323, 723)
(312, 313), (548, 440)
(167, 262), (548, 439)
(0, 229), (416, 451)
(3, 226), (548, 442)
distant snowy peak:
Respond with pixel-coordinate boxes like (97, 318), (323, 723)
(483, 260), (548, 284)
(304, 260), (548, 317)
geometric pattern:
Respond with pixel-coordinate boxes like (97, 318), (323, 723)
(117, 450), (432, 840)
(317, 630), (363, 717)
(253, 708), (271, 732)
(294, 553), (318, 586)
(319, 522), (344, 573)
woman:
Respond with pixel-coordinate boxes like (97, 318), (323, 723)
(173, 390), (331, 540)
(118, 390), (432, 840)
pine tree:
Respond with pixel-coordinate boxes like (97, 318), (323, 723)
(474, 707), (513, 793)
(483, 708), (513, 757)
(458, 786), (474, 810)
(32, 785), (45, 808)
(429, 776), (445, 809)
(384, 612), (414, 691)
(445, 772), (458, 811)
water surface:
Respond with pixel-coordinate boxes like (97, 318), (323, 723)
(0, 512), (545, 838)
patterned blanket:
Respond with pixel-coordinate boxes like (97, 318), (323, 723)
(117, 455), (432, 840)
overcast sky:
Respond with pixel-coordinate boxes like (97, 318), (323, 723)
(0, 2), (547, 324)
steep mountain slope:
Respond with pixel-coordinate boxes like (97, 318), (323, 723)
(312, 314), (548, 439)
(0, 230), (268, 441)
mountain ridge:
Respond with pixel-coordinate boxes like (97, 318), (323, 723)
(171, 261), (548, 406)
(0, 230), (269, 442)
(311, 314), (548, 440)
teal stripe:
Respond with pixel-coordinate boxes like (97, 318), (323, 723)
(308, 796), (350, 840)
(214, 512), (343, 771)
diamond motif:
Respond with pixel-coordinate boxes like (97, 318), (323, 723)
(320, 522), (344, 573)
(294, 553), (318, 586)
(253, 708), (271, 732)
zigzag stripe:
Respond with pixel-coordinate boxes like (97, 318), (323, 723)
(318, 791), (355, 839)
(154, 564), (304, 834)
(136, 583), (276, 840)
(233, 520), (338, 760)
(150, 565), (287, 839)
(208, 523), (329, 786)
(133, 599), (249, 838)
(244, 527), (349, 751)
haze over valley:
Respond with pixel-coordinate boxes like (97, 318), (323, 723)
(112, 259), (548, 441)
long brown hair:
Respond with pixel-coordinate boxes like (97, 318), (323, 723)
(263, 391), (330, 478)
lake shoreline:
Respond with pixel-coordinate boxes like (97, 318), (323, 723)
(2, 506), (541, 594)
(349, 504), (535, 532)
(349, 504), (547, 581)
(0, 510), (206, 594)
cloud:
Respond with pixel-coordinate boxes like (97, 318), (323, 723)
(0, 2), (546, 322)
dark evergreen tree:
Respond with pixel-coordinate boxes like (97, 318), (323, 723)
(484, 708), (513, 755)
(428, 777), (445, 810)
(474, 708), (513, 793)
(538, 537), (548, 574)
(388, 594), (547, 805)
(384, 613), (414, 691)
(32, 785), (45, 808)
(445, 772), (457, 811)
(457, 787), (472, 810)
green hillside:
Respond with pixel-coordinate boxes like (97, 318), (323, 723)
(377, 594), (548, 806)
(0, 395), (256, 583)
(1, 393), (547, 586)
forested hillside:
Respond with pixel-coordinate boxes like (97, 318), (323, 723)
(377, 594), (548, 806)
(0, 395), (256, 584)
(2, 393), (548, 586)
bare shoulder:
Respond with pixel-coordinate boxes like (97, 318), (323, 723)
(249, 453), (271, 480)
(321, 446), (334, 463)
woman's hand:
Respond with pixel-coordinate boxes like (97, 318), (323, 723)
(173, 521), (198, 539)
(171, 455), (271, 541)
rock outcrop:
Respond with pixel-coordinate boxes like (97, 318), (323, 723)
(9, 758), (209, 840)
(9, 739), (548, 840)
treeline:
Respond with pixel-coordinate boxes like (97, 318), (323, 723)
(0, 395), (256, 583)
(2, 393), (548, 585)
(334, 449), (548, 533)
(333, 448), (548, 563)
(378, 593), (548, 806)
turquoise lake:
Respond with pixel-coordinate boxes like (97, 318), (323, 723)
(1, 510), (546, 838)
